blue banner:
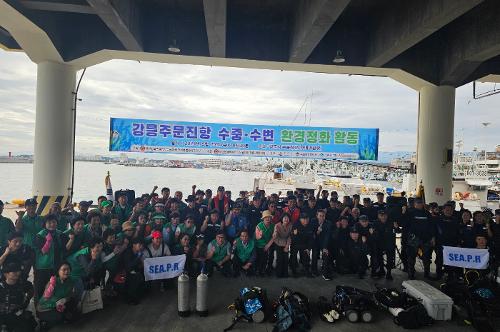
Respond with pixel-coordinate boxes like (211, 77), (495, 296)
(109, 118), (379, 160)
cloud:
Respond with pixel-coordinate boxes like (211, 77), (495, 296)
(0, 50), (498, 157)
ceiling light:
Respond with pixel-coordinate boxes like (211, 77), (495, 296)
(333, 50), (345, 63)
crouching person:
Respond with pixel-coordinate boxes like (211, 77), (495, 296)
(37, 262), (78, 331)
(0, 262), (36, 332)
(121, 238), (145, 305)
(346, 227), (370, 279)
(67, 238), (105, 291)
(232, 230), (256, 277)
(206, 231), (232, 277)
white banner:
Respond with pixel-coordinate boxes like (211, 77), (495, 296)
(144, 254), (186, 281)
(443, 246), (489, 269)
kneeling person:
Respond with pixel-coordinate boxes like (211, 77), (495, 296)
(232, 230), (256, 277)
(206, 231), (231, 277)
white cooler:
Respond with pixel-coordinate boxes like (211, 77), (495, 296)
(402, 280), (453, 321)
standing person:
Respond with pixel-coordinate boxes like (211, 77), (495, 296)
(163, 212), (181, 247)
(435, 203), (461, 280)
(37, 262), (78, 331)
(254, 211), (275, 277)
(316, 187), (330, 210)
(246, 196), (263, 236)
(0, 232), (34, 281)
(232, 230), (256, 277)
(84, 212), (103, 239)
(303, 196), (319, 221)
(15, 198), (43, 248)
(224, 204), (248, 243)
(184, 196), (202, 227)
(0, 262), (36, 332)
(200, 210), (223, 244)
(331, 217), (351, 274)
(159, 187), (171, 205)
(121, 238), (145, 305)
(0, 200), (14, 247)
(372, 192), (387, 211)
(326, 199), (342, 224)
(312, 210), (332, 279)
(100, 200), (113, 229)
(34, 215), (64, 300)
(66, 238), (104, 290)
(48, 202), (69, 232)
(487, 209), (500, 279)
(211, 186), (230, 216)
(290, 214), (314, 278)
(273, 213), (292, 278)
(373, 210), (398, 280)
(283, 196), (300, 225)
(206, 231), (231, 277)
(113, 194), (132, 223)
(403, 198), (435, 280)
(77, 201), (93, 222)
(268, 202), (282, 225)
(459, 210), (475, 248)
(62, 216), (88, 257)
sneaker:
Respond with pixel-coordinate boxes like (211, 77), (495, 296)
(322, 274), (332, 281)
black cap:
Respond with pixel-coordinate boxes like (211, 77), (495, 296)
(377, 210), (386, 215)
(443, 202), (454, 208)
(209, 209), (219, 215)
(376, 192), (384, 196)
(299, 213), (309, 219)
(131, 237), (144, 245)
(185, 195), (195, 203)
(196, 234), (205, 240)
(350, 226), (359, 233)
(2, 262), (21, 273)
(217, 186), (225, 192)
(428, 202), (438, 209)
(216, 230), (225, 236)
(288, 195), (297, 200)
(25, 198), (37, 206)
(359, 215), (369, 221)
(79, 200), (93, 207)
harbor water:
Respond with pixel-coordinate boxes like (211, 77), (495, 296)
(0, 161), (262, 202)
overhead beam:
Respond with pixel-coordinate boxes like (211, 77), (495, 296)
(440, 1), (500, 86)
(20, 1), (95, 14)
(202, 0), (226, 58)
(367, 0), (483, 67)
(86, 0), (142, 51)
(289, 0), (350, 63)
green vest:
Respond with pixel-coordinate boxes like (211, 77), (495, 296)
(113, 205), (132, 223)
(38, 277), (75, 310)
(235, 238), (255, 262)
(35, 229), (62, 270)
(67, 247), (102, 278)
(209, 239), (230, 264)
(21, 214), (43, 248)
(255, 222), (274, 248)
(0, 216), (14, 246)
(178, 223), (196, 237)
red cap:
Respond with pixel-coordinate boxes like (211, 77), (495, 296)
(151, 231), (162, 239)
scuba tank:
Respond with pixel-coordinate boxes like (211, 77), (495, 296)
(196, 272), (209, 316)
(177, 272), (190, 317)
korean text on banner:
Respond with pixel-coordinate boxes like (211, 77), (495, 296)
(443, 246), (489, 269)
(144, 254), (186, 281)
(109, 118), (379, 160)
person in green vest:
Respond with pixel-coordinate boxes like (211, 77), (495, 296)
(255, 210), (275, 277)
(112, 193), (132, 223)
(62, 216), (89, 257)
(37, 262), (78, 330)
(0, 200), (15, 247)
(48, 202), (69, 233)
(175, 215), (197, 242)
(66, 237), (104, 289)
(15, 198), (44, 248)
(232, 230), (256, 277)
(34, 214), (64, 301)
(206, 231), (231, 277)
(100, 200), (113, 228)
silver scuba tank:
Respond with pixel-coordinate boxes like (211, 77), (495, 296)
(196, 273), (209, 316)
(177, 272), (190, 317)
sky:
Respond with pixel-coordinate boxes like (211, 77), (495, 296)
(0, 50), (498, 158)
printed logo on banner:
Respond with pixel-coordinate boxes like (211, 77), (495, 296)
(109, 118), (379, 160)
(443, 246), (489, 269)
(143, 254), (186, 281)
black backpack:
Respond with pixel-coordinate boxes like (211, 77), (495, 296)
(395, 304), (433, 329)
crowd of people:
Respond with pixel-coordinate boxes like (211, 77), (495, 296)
(0, 184), (499, 331)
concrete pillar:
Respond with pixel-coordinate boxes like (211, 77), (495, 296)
(32, 62), (76, 214)
(416, 85), (455, 205)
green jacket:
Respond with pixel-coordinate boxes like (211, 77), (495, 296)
(21, 214), (44, 248)
(38, 277), (75, 311)
(112, 205), (132, 223)
(255, 222), (274, 248)
(208, 239), (230, 264)
(67, 247), (102, 279)
(234, 238), (255, 262)
(35, 229), (63, 270)
(0, 216), (15, 246)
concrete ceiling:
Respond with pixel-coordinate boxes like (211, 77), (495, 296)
(1, 0), (500, 89)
